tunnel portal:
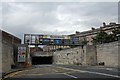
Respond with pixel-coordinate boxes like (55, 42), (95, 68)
(32, 56), (53, 65)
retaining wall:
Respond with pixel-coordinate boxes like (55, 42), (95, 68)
(53, 41), (119, 67)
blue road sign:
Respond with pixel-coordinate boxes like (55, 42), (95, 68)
(54, 39), (61, 45)
(42, 39), (50, 45)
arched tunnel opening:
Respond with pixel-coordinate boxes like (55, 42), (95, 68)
(32, 56), (53, 65)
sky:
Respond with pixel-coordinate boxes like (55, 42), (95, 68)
(0, 0), (119, 42)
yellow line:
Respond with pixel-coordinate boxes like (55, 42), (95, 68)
(3, 68), (37, 79)
(4, 71), (23, 79)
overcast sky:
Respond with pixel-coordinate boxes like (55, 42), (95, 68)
(1, 1), (118, 42)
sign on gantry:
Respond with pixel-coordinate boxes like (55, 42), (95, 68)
(24, 34), (80, 45)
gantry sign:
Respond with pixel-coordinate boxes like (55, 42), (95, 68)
(24, 34), (80, 45)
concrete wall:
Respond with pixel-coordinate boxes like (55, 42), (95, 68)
(53, 41), (119, 67)
(97, 41), (119, 67)
(1, 30), (21, 73)
(2, 41), (14, 73)
(0, 30), (2, 77)
(118, 41), (120, 68)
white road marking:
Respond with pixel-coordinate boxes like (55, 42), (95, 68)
(106, 68), (113, 71)
(52, 69), (59, 72)
(86, 71), (120, 78)
(56, 66), (120, 78)
(63, 73), (78, 78)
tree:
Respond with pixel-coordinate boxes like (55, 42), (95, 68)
(92, 27), (120, 44)
(92, 29), (109, 44)
(112, 28), (120, 41)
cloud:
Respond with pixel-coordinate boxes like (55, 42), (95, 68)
(1, 2), (118, 42)
(1, 0), (119, 2)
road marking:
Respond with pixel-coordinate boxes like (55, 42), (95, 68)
(56, 66), (120, 78)
(63, 73), (77, 78)
(4, 71), (23, 79)
(104, 68), (112, 71)
(86, 71), (120, 78)
(52, 69), (59, 73)
(3, 68), (37, 79)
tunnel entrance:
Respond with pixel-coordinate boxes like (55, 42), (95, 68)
(32, 56), (53, 65)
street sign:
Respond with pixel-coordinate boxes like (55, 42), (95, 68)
(54, 39), (62, 45)
(42, 39), (50, 45)
(24, 34), (80, 45)
(64, 39), (70, 45)
(17, 46), (26, 62)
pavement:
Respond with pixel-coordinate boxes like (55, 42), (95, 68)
(2, 65), (120, 80)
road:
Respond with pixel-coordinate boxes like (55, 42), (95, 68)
(3, 65), (120, 80)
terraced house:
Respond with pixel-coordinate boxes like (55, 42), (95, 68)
(70, 22), (120, 45)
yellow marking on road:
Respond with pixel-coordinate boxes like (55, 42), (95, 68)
(3, 68), (38, 79)
(4, 71), (23, 79)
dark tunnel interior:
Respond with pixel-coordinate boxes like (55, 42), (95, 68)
(32, 56), (53, 65)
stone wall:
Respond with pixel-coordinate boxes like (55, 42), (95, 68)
(53, 41), (119, 67)
(97, 41), (119, 67)
(53, 47), (86, 65)
(86, 45), (97, 65)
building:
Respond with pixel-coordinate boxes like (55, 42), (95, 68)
(69, 22), (120, 45)
(1, 30), (21, 73)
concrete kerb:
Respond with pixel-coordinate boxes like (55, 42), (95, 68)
(2, 67), (34, 80)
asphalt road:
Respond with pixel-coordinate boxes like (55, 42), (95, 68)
(3, 65), (120, 80)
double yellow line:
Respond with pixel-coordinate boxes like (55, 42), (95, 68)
(1, 68), (35, 80)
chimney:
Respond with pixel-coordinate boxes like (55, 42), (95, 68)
(103, 22), (106, 27)
(76, 31), (80, 34)
(91, 27), (95, 30)
(109, 22), (116, 26)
